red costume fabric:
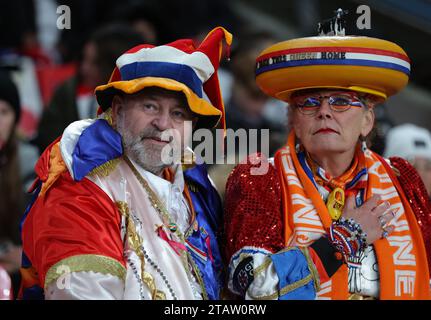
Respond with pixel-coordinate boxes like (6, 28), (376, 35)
(224, 154), (431, 274)
(22, 144), (125, 287)
(390, 156), (431, 272)
(224, 153), (284, 259)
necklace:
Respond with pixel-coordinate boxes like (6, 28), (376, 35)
(123, 156), (208, 299)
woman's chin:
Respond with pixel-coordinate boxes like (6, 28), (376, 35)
(306, 143), (351, 157)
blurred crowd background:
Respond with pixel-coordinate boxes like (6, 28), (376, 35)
(1, 0), (431, 299)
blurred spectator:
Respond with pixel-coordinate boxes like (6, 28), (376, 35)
(384, 123), (431, 198)
(208, 29), (287, 201)
(0, 1), (36, 58)
(0, 1), (46, 139)
(225, 29), (286, 156)
(151, 0), (237, 41)
(56, 0), (123, 63)
(0, 72), (33, 298)
(0, 1), (54, 67)
(367, 103), (394, 155)
(34, 24), (145, 153)
(115, 2), (168, 45)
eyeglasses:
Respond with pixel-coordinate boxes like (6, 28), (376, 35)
(292, 92), (365, 115)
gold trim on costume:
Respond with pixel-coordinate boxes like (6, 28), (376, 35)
(103, 108), (114, 126)
(348, 293), (377, 300)
(248, 247), (318, 300)
(253, 257), (272, 277)
(116, 201), (166, 300)
(299, 247), (321, 292)
(279, 274), (314, 296)
(44, 254), (126, 289)
(89, 158), (120, 178)
(123, 157), (209, 299)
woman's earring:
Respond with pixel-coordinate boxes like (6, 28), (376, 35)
(360, 135), (367, 152)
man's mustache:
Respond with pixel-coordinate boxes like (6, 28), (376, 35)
(138, 128), (174, 143)
(138, 128), (161, 140)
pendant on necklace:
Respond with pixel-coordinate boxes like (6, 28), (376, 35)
(327, 187), (345, 220)
(168, 222), (177, 232)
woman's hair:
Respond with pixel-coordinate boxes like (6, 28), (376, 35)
(0, 124), (23, 244)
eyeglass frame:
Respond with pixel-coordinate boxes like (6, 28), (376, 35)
(291, 91), (367, 116)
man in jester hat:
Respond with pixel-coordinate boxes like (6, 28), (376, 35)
(224, 11), (431, 300)
(19, 27), (232, 300)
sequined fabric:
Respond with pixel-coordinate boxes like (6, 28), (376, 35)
(224, 153), (284, 262)
(390, 156), (431, 272)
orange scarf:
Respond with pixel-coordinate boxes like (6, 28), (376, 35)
(306, 148), (365, 192)
(274, 131), (430, 299)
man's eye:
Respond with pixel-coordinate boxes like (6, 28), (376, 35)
(142, 104), (158, 112)
(172, 110), (186, 118)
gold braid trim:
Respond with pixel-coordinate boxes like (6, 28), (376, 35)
(250, 273), (314, 300)
(253, 257), (272, 278)
(116, 201), (166, 300)
(348, 293), (377, 300)
(44, 254), (126, 289)
(299, 246), (321, 292)
(103, 108), (114, 126)
(88, 158), (121, 178)
(248, 247), (318, 300)
(279, 274), (314, 296)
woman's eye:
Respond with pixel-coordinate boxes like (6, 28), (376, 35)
(302, 98), (320, 107)
(330, 97), (350, 106)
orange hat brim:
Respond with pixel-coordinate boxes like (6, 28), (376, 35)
(95, 77), (222, 129)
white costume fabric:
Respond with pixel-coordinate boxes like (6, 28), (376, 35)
(45, 120), (203, 300)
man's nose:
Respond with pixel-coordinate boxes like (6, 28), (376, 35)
(316, 99), (333, 119)
(151, 110), (172, 131)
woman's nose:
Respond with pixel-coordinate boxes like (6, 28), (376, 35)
(316, 99), (333, 119)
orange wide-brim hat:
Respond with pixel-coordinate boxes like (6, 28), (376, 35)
(255, 36), (410, 103)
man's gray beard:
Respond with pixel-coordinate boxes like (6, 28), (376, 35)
(117, 121), (169, 176)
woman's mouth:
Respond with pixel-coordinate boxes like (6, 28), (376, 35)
(314, 128), (339, 135)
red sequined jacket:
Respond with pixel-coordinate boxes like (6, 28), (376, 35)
(224, 154), (431, 273)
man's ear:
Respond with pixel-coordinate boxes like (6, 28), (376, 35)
(111, 95), (123, 127)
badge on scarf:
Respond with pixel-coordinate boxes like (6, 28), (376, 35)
(327, 187), (345, 220)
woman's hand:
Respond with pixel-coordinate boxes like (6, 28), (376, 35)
(342, 195), (395, 244)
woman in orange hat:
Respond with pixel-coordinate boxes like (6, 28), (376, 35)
(224, 16), (431, 300)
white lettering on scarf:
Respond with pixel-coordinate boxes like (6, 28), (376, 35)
(292, 194), (322, 226)
(316, 280), (332, 300)
(282, 149), (302, 188)
(368, 162), (392, 183)
(395, 270), (415, 297)
(387, 235), (416, 266)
